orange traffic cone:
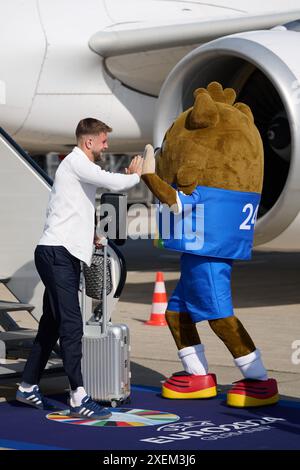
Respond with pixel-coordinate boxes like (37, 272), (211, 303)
(145, 272), (168, 326)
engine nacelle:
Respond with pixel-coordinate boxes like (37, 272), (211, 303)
(154, 30), (300, 250)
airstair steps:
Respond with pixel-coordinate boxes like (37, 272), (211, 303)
(0, 329), (37, 359)
(0, 301), (34, 312)
(0, 358), (64, 380)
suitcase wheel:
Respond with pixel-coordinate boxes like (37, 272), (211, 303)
(110, 397), (131, 408)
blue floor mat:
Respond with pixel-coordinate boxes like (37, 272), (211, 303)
(1, 385), (300, 450)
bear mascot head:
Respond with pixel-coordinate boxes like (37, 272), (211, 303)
(155, 81), (263, 194)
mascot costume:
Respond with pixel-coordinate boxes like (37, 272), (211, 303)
(142, 82), (278, 407)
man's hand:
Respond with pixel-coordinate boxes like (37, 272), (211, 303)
(94, 233), (106, 249)
(142, 144), (155, 175)
(125, 155), (143, 177)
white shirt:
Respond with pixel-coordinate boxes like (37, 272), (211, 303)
(38, 146), (140, 266)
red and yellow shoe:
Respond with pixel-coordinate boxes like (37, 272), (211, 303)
(162, 372), (217, 399)
(227, 378), (279, 407)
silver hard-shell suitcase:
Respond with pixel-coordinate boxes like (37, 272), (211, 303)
(81, 238), (130, 407)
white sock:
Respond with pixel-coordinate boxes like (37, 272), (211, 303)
(234, 349), (268, 380)
(178, 344), (209, 375)
(70, 386), (87, 407)
(19, 382), (38, 393)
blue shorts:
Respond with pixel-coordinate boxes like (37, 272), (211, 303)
(167, 253), (234, 323)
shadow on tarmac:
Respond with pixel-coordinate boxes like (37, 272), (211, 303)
(119, 239), (300, 307)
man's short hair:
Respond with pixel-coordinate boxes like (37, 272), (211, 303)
(75, 118), (112, 140)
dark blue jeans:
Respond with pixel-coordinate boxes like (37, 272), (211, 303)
(22, 245), (83, 390)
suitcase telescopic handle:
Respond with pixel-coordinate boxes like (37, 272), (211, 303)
(80, 264), (87, 325)
(101, 237), (108, 335)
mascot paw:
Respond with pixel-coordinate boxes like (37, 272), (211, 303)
(162, 372), (217, 399)
(227, 378), (279, 407)
(142, 144), (156, 175)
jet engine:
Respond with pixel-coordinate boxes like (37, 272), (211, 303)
(154, 27), (300, 250)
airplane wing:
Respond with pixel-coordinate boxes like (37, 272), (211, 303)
(89, 10), (300, 96)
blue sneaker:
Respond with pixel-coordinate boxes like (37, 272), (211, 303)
(69, 395), (112, 420)
(16, 386), (58, 411)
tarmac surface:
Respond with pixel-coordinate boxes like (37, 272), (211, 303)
(1, 238), (300, 405)
(117, 239), (300, 401)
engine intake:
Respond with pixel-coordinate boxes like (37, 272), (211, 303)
(154, 30), (300, 248)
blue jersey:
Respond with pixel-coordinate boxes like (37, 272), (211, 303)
(157, 185), (261, 260)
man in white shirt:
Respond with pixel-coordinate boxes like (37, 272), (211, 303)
(16, 118), (142, 419)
